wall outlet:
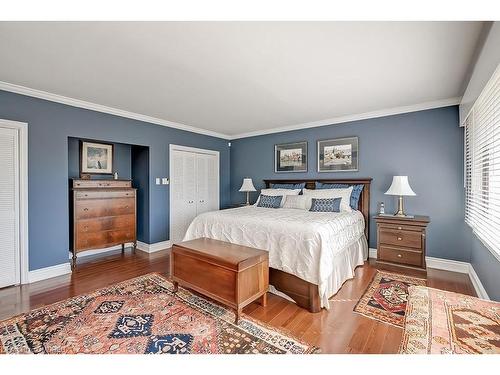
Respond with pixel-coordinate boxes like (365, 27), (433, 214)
(155, 177), (161, 185)
(162, 178), (169, 185)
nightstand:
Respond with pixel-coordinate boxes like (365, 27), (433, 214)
(374, 215), (430, 271)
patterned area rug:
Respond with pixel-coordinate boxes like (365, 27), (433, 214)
(0, 273), (317, 354)
(400, 286), (500, 354)
(353, 271), (426, 327)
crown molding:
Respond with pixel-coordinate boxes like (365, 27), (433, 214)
(0, 81), (462, 141)
(229, 97), (462, 140)
(0, 81), (231, 140)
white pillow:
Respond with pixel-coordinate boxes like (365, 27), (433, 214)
(282, 195), (309, 210)
(255, 188), (301, 207)
(302, 187), (353, 212)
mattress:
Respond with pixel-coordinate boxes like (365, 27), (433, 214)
(183, 206), (367, 308)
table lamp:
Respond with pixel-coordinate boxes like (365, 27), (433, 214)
(384, 176), (416, 217)
(239, 178), (256, 205)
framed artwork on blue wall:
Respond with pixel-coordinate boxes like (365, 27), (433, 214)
(317, 137), (358, 172)
(80, 141), (114, 175)
(275, 141), (307, 173)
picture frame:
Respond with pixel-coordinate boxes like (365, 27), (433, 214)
(317, 137), (358, 172)
(80, 141), (114, 175)
(275, 141), (308, 173)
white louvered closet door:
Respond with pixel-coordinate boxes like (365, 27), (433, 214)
(170, 150), (198, 243)
(0, 127), (20, 288)
(195, 153), (219, 215)
(196, 154), (208, 215)
(170, 147), (220, 243)
(205, 154), (219, 212)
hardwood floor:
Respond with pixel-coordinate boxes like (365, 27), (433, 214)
(0, 247), (476, 353)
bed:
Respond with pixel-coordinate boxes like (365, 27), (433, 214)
(183, 178), (372, 312)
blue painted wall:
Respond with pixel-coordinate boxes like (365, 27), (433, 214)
(68, 137), (132, 180)
(230, 106), (470, 262)
(132, 145), (150, 243)
(0, 89), (230, 271)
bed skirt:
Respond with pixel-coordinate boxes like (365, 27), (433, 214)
(269, 235), (368, 309)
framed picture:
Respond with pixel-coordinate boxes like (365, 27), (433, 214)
(80, 141), (114, 175)
(275, 141), (307, 173)
(317, 137), (358, 172)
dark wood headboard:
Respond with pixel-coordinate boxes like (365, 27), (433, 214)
(263, 178), (372, 243)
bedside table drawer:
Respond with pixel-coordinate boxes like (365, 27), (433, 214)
(378, 245), (423, 267)
(379, 228), (422, 249)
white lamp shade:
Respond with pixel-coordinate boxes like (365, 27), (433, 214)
(239, 178), (256, 192)
(384, 176), (416, 196)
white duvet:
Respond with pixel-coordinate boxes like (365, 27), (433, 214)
(183, 206), (366, 305)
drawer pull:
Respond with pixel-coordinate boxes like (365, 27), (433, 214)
(83, 208), (89, 211)
(397, 254), (402, 258)
(398, 226), (402, 230)
(397, 237), (402, 241)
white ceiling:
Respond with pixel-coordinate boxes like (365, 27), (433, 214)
(0, 22), (484, 138)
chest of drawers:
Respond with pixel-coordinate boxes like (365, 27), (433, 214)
(70, 179), (137, 269)
(374, 215), (430, 271)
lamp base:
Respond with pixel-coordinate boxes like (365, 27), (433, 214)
(393, 195), (412, 217)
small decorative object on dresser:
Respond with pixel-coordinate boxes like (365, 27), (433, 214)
(374, 215), (430, 271)
(171, 238), (269, 324)
(239, 178), (256, 205)
(70, 179), (137, 269)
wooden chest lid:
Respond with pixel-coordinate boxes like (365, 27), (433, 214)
(172, 238), (268, 271)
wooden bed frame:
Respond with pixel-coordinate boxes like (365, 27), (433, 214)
(263, 178), (372, 313)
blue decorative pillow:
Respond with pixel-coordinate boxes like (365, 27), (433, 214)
(271, 183), (306, 189)
(315, 182), (364, 210)
(257, 194), (283, 208)
(309, 198), (341, 212)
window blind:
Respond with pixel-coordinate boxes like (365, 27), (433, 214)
(464, 64), (500, 259)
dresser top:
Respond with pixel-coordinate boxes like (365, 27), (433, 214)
(71, 179), (133, 189)
(374, 215), (430, 224)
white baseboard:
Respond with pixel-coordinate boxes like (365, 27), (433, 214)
(368, 248), (490, 300)
(28, 263), (72, 283)
(425, 256), (470, 273)
(136, 240), (171, 253)
(468, 264), (490, 300)
(368, 247), (378, 259)
(68, 243), (135, 259)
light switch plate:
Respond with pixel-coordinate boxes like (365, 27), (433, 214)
(155, 178), (161, 185)
(162, 178), (169, 185)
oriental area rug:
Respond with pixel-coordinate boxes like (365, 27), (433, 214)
(0, 273), (317, 354)
(400, 286), (500, 354)
(353, 270), (426, 327)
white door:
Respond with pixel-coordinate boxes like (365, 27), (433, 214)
(196, 154), (209, 215)
(0, 126), (20, 288)
(205, 153), (219, 212)
(170, 150), (198, 243)
(169, 146), (220, 244)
